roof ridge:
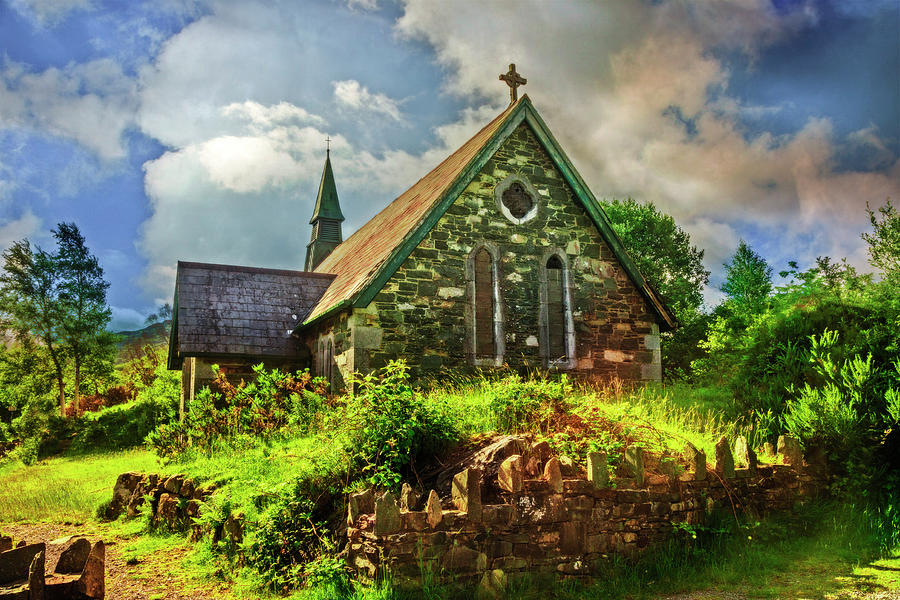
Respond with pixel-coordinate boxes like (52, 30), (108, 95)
(177, 260), (337, 279)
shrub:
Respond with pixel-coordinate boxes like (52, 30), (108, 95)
(147, 364), (327, 458)
(340, 360), (457, 488)
(485, 373), (571, 433)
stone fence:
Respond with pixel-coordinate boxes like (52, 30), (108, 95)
(345, 435), (826, 590)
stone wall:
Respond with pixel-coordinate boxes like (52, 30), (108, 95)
(345, 435), (825, 589)
(106, 472), (214, 535)
(336, 123), (662, 381)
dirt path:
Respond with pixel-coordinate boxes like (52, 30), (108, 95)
(1, 522), (234, 600)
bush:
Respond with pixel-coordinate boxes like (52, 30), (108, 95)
(486, 373), (571, 433)
(148, 364), (327, 458)
(340, 360), (457, 488)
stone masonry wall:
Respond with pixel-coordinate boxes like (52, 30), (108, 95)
(347, 123), (662, 380)
(345, 435), (825, 589)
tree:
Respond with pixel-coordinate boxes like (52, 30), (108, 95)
(721, 240), (773, 317)
(862, 199), (900, 277)
(55, 223), (114, 415)
(600, 198), (709, 320)
(0, 223), (115, 417)
(0, 240), (69, 416)
(600, 199), (711, 378)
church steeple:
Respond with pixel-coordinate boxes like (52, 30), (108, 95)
(305, 147), (345, 271)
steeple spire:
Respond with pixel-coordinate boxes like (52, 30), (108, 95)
(305, 147), (345, 270)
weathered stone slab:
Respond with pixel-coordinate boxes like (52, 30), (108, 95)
(399, 483), (418, 512)
(777, 435), (802, 467)
(733, 436), (757, 475)
(425, 490), (443, 528)
(715, 436), (735, 479)
(347, 489), (375, 527)
(452, 468), (483, 522)
(684, 442), (706, 481)
(498, 455), (524, 494)
(587, 452), (608, 489)
(374, 492), (401, 537)
(543, 458), (563, 493)
(54, 538), (91, 574)
(625, 447), (645, 487)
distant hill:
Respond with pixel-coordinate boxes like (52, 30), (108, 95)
(115, 321), (170, 361)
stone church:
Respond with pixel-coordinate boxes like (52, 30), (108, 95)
(167, 68), (675, 401)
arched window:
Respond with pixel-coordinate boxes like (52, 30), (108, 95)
(474, 248), (495, 358)
(546, 256), (566, 360)
(325, 339), (334, 386)
(467, 243), (504, 366)
(540, 251), (575, 368)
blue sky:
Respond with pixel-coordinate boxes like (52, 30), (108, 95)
(0, 0), (897, 330)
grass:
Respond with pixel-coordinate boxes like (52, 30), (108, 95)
(0, 447), (159, 522)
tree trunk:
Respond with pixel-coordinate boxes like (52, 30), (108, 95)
(47, 341), (67, 418)
(74, 360), (81, 417)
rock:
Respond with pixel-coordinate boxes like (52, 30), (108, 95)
(558, 455), (576, 476)
(223, 511), (243, 544)
(156, 493), (179, 524)
(0, 543), (45, 585)
(497, 455), (523, 493)
(107, 471), (144, 519)
(452, 468), (483, 522)
(763, 442), (776, 458)
(425, 490), (443, 528)
(54, 537), (91, 574)
(399, 483), (418, 512)
(715, 436), (735, 479)
(0, 535), (11, 552)
(163, 474), (185, 495)
(543, 457), (563, 493)
(733, 436), (757, 474)
(531, 440), (550, 462)
(433, 435), (527, 498)
(476, 568), (508, 600)
(79, 540), (105, 599)
(524, 455), (542, 478)
(625, 446), (645, 487)
(777, 435), (803, 467)
(180, 478), (195, 499)
(374, 492), (401, 537)
(556, 560), (588, 575)
(587, 452), (608, 489)
(27, 549), (45, 600)
(684, 442), (706, 480)
(347, 489), (374, 527)
(442, 544), (482, 572)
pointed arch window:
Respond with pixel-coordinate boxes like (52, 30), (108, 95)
(540, 251), (576, 369)
(467, 243), (504, 366)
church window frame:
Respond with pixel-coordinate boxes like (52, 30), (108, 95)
(539, 249), (576, 369)
(466, 242), (505, 367)
(494, 174), (540, 225)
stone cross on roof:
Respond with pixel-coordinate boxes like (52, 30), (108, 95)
(499, 63), (527, 104)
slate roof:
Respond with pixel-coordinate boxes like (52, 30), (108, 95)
(302, 95), (676, 331)
(167, 261), (335, 369)
(303, 98), (522, 323)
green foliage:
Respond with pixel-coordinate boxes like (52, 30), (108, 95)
(721, 240), (773, 317)
(147, 364), (327, 458)
(600, 198), (711, 380)
(600, 198), (709, 319)
(863, 199), (900, 276)
(485, 373), (571, 433)
(341, 360), (457, 488)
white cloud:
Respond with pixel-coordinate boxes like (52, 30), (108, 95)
(333, 80), (402, 121)
(9, 0), (93, 27)
(346, 0), (378, 11)
(396, 0), (899, 297)
(0, 211), (42, 253)
(0, 58), (137, 159)
(109, 305), (149, 332)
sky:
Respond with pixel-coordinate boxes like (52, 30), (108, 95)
(0, 0), (897, 331)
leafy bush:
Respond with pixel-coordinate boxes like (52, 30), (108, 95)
(339, 360), (457, 488)
(485, 373), (571, 433)
(148, 364), (327, 458)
